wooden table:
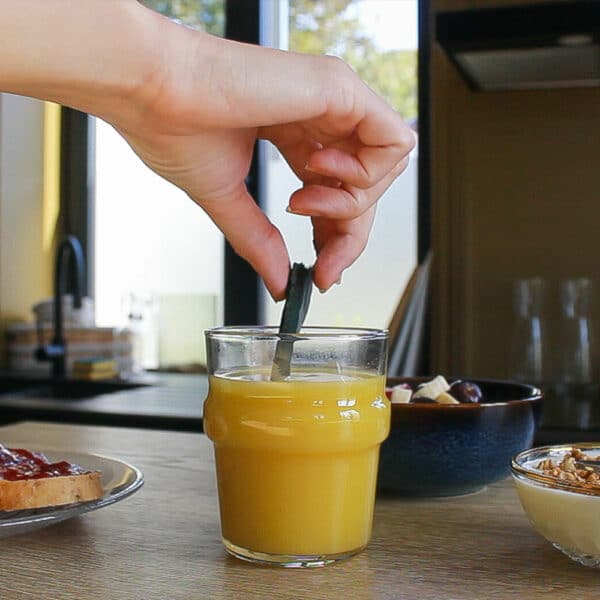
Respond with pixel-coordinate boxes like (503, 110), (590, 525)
(0, 421), (597, 599)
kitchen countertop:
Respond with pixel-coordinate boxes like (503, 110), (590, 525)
(0, 420), (598, 600)
(0, 373), (207, 431)
(1, 372), (599, 443)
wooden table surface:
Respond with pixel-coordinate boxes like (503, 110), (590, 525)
(0, 421), (597, 600)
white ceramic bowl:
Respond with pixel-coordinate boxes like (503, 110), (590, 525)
(512, 444), (600, 568)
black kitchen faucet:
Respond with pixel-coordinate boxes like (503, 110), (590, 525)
(35, 235), (85, 379)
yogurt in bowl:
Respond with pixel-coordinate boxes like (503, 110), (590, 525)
(512, 444), (600, 567)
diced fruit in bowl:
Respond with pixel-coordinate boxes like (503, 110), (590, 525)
(450, 380), (483, 403)
(387, 384), (411, 404)
(379, 377), (542, 497)
(385, 375), (482, 405)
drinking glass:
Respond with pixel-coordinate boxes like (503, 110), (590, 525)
(558, 278), (595, 385)
(509, 277), (546, 385)
(204, 326), (389, 567)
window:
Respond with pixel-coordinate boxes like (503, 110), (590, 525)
(260, 0), (419, 329)
(93, 1), (226, 369)
(67, 0), (425, 369)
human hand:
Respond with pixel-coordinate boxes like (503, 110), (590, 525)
(107, 6), (416, 300)
(1, 1), (415, 299)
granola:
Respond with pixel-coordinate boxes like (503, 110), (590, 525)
(537, 448), (600, 486)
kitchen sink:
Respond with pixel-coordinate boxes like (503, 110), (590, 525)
(0, 375), (150, 401)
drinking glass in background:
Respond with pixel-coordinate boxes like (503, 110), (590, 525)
(557, 278), (596, 386)
(510, 277), (547, 386)
(551, 278), (598, 428)
(203, 326), (390, 567)
(121, 293), (159, 371)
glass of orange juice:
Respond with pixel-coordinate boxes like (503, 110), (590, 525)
(203, 326), (389, 567)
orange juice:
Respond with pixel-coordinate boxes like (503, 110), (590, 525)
(204, 369), (390, 560)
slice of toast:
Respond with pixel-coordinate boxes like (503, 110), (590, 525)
(0, 446), (103, 511)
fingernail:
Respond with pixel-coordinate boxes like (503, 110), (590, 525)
(319, 287), (327, 294)
(304, 162), (316, 173)
(287, 204), (308, 216)
(336, 276), (342, 285)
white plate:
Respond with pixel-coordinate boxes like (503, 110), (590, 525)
(0, 450), (143, 538)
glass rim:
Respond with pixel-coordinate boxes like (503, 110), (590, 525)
(205, 325), (388, 341)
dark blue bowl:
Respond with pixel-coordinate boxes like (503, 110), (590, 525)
(378, 377), (543, 497)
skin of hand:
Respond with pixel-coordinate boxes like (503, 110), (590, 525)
(2, 1), (416, 301)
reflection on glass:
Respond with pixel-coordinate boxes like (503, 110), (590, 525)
(339, 409), (360, 420)
(371, 397), (386, 409)
(242, 420), (292, 437)
(337, 398), (356, 407)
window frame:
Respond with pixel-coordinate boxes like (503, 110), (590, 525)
(417, 0), (432, 372)
(223, 0), (262, 325)
(59, 107), (95, 297)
